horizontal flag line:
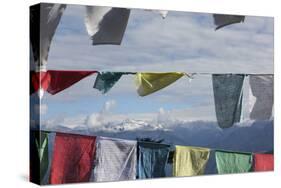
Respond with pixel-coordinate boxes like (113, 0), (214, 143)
(31, 70), (274, 76)
(34, 129), (273, 154)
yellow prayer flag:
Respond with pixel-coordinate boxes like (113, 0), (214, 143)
(173, 145), (210, 177)
(135, 72), (185, 96)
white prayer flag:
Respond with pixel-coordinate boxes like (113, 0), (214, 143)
(249, 75), (273, 120)
(85, 6), (130, 45)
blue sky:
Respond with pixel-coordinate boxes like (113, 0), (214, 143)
(40, 5), (273, 126)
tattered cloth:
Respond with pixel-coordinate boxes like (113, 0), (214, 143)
(90, 137), (137, 182)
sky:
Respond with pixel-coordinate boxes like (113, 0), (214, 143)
(39, 5), (274, 128)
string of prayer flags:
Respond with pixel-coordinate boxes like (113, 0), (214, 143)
(35, 132), (49, 184)
(84, 6), (130, 45)
(136, 72), (185, 96)
(212, 74), (245, 128)
(90, 137), (137, 182)
(93, 72), (135, 94)
(254, 153), (274, 172)
(215, 150), (252, 174)
(249, 75), (274, 120)
(173, 146), (210, 177)
(50, 133), (96, 184)
(31, 70), (97, 95)
(138, 142), (170, 179)
(213, 14), (245, 30)
(30, 4), (66, 68)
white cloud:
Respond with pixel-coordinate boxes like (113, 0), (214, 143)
(85, 100), (116, 128)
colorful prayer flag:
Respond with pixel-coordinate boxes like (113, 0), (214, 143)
(49, 133), (96, 184)
(35, 132), (49, 184)
(30, 4), (66, 68)
(85, 6), (130, 45)
(213, 14), (245, 30)
(215, 150), (252, 174)
(173, 145), (210, 176)
(249, 75), (273, 120)
(254, 153), (274, 172)
(212, 74), (245, 128)
(93, 72), (134, 94)
(136, 72), (184, 96)
(138, 142), (170, 178)
(31, 70), (97, 95)
(91, 137), (137, 182)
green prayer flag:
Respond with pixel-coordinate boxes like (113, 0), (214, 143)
(215, 150), (253, 174)
(93, 72), (134, 94)
(35, 132), (49, 183)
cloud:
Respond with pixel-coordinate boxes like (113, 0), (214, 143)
(85, 99), (116, 128)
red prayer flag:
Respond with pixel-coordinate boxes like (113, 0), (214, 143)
(30, 70), (96, 95)
(254, 153), (274, 172)
(31, 71), (51, 92)
(47, 70), (96, 95)
(50, 133), (96, 184)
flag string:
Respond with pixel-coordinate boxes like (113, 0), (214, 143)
(31, 129), (273, 154)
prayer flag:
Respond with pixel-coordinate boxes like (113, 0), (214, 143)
(254, 153), (274, 172)
(93, 72), (134, 94)
(85, 6), (130, 45)
(31, 70), (96, 95)
(213, 14), (245, 30)
(212, 74), (245, 128)
(50, 133), (96, 184)
(91, 137), (137, 182)
(215, 150), (252, 174)
(47, 70), (96, 95)
(173, 146), (210, 176)
(30, 3), (66, 67)
(136, 72), (184, 96)
(138, 142), (170, 178)
(249, 75), (273, 120)
(35, 132), (49, 184)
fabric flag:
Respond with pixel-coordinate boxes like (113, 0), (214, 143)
(41, 132), (56, 185)
(93, 72), (135, 94)
(173, 145), (210, 177)
(138, 142), (170, 179)
(249, 75), (273, 120)
(254, 153), (274, 172)
(30, 3), (66, 68)
(85, 6), (130, 45)
(31, 71), (51, 93)
(50, 133), (96, 184)
(91, 137), (137, 182)
(31, 70), (96, 95)
(47, 70), (96, 95)
(136, 72), (184, 96)
(213, 14), (245, 30)
(215, 150), (253, 174)
(35, 132), (49, 184)
(212, 74), (245, 128)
